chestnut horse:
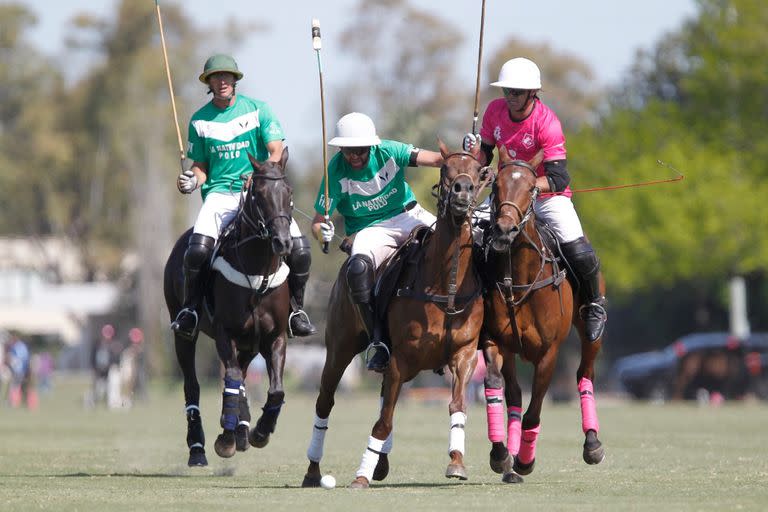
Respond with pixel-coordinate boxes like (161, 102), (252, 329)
(481, 147), (605, 483)
(302, 142), (488, 488)
(163, 149), (293, 466)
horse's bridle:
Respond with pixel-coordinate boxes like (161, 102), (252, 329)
(236, 172), (292, 244)
(435, 151), (494, 224)
(492, 159), (539, 234)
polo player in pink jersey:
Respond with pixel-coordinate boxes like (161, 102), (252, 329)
(464, 57), (607, 342)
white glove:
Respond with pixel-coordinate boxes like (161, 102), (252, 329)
(177, 170), (198, 194)
(462, 133), (480, 152)
(319, 221), (335, 243)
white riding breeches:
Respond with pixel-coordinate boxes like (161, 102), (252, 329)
(351, 204), (437, 268)
(192, 191), (301, 241)
(533, 195), (584, 243)
(472, 195), (584, 244)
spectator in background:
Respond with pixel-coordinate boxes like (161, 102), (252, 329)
(119, 327), (146, 407)
(6, 332), (37, 409)
(90, 324), (123, 409)
(35, 351), (54, 394)
(0, 334), (10, 404)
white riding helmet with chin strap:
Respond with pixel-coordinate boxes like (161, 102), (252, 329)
(490, 57), (542, 90)
(328, 112), (382, 147)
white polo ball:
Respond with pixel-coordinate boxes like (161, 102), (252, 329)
(320, 474), (336, 489)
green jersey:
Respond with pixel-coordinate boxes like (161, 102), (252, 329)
(187, 94), (284, 200)
(314, 140), (416, 235)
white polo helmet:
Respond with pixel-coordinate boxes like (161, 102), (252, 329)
(490, 57), (541, 90)
(328, 112), (382, 147)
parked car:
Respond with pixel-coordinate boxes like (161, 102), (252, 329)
(613, 332), (768, 401)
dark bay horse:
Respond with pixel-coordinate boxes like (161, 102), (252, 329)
(163, 149), (293, 466)
(481, 147), (605, 483)
(300, 141), (487, 488)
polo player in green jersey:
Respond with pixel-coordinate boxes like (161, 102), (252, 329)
(310, 112), (445, 372)
(172, 54), (316, 340)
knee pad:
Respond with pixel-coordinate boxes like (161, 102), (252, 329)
(346, 254), (374, 304)
(184, 234), (215, 271)
(562, 237), (600, 282)
(287, 235), (312, 277)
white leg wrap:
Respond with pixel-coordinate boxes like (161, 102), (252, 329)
(379, 397), (394, 454)
(448, 412), (467, 456)
(355, 435), (386, 480)
(306, 414), (329, 463)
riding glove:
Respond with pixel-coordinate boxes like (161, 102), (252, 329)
(462, 133), (480, 152)
(178, 170), (198, 194)
(319, 221), (335, 243)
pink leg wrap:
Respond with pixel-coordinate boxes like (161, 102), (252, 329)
(485, 388), (505, 443)
(518, 425), (540, 464)
(507, 406), (522, 456)
(579, 377), (599, 434)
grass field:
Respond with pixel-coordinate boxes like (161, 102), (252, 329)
(1, 373), (767, 512)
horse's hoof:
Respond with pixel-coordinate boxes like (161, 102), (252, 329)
(372, 453), (389, 481)
(489, 448), (512, 474)
(349, 476), (369, 489)
(513, 456), (535, 476)
(301, 474), (321, 488)
(445, 463), (468, 480)
(501, 471), (524, 484)
(583, 439), (605, 465)
(214, 432), (236, 458)
(248, 427), (270, 448)
(187, 447), (208, 467)
(235, 424), (250, 452)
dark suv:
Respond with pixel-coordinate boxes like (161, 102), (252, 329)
(613, 332), (768, 401)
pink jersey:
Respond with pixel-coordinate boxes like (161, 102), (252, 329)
(480, 98), (570, 198)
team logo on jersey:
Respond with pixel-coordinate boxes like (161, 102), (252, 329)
(522, 133), (534, 149)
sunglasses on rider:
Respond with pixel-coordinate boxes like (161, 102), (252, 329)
(340, 146), (370, 156)
(502, 88), (528, 97)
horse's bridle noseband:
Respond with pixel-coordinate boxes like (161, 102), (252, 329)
(238, 172), (292, 241)
(435, 151), (494, 222)
(493, 159), (539, 231)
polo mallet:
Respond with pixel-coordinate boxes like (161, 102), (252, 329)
(312, 19), (330, 254)
(471, 0), (488, 135)
(155, 0), (185, 171)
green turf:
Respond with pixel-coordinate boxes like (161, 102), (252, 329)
(1, 374), (767, 511)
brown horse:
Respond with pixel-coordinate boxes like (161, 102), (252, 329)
(163, 149), (293, 466)
(301, 142), (488, 488)
(480, 147), (605, 483)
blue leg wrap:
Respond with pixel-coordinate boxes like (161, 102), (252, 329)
(220, 377), (241, 431)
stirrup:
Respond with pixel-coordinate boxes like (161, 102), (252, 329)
(287, 309), (317, 338)
(364, 340), (391, 371)
(171, 308), (199, 340)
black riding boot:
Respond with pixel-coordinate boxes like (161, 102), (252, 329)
(346, 254), (388, 372)
(286, 236), (317, 337)
(562, 237), (607, 342)
(171, 233), (215, 340)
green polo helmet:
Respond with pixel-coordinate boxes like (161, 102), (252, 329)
(198, 54), (243, 83)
